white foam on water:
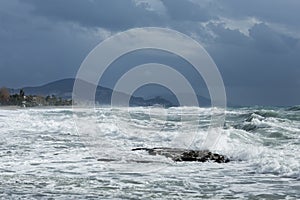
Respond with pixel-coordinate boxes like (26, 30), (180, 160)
(0, 106), (299, 198)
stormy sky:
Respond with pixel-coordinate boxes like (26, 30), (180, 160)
(0, 0), (299, 106)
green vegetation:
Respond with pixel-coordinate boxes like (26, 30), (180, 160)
(0, 87), (72, 107)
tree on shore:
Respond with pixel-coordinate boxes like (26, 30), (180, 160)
(20, 89), (25, 99)
(0, 87), (10, 104)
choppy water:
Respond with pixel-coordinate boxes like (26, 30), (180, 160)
(0, 106), (299, 199)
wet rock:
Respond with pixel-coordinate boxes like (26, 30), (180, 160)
(234, 123), (258, 132)
(132, 147), (230, 163)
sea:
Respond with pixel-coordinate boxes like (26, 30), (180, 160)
(0, 106), (299, 199)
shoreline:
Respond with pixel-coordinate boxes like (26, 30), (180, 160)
(0, 105), (73, 110)
(0, 105), (20, 110)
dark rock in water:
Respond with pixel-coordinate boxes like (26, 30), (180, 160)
(132, 147), (230, 163)
(234, 123), (258, 132)
(242, 124), (258, 131)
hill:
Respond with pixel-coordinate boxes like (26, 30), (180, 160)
(10, 79), (175, 107)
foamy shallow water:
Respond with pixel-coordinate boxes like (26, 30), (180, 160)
(0, 106), (299, 199)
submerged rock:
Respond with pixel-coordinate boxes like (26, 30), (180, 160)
(132, 147), (230, 163)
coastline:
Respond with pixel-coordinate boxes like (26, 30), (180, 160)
(0, 105), (73, 110)
(0, 105), (19, 110)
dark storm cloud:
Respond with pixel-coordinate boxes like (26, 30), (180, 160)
(249, 23), (299, 53)
(0, 0), (101, 87)
(0, 0), (168, 87)
(0, 0), (299, 105)
(205, 21), (300, 105)
(206, 21), (300, 86)
(24, 0), (165, 30)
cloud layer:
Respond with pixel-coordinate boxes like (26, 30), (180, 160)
(0, 0), (299, 105)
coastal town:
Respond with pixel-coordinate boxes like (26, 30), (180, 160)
(0, 87), (72, 107)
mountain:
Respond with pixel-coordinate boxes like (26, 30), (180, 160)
(12, 78), (75, 98)
(151, 93), (211, 107)
(10, 78), (175, 107)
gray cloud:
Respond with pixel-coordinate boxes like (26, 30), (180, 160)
(0, 0), (102, 87)
(249, 23), (299, 53)
(217, 0), (300, 27)
(24, 0), (166, 30)
(162, 0), (215, 22)
(206, 22), (250, 46)
(205, 21), (300, 105)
